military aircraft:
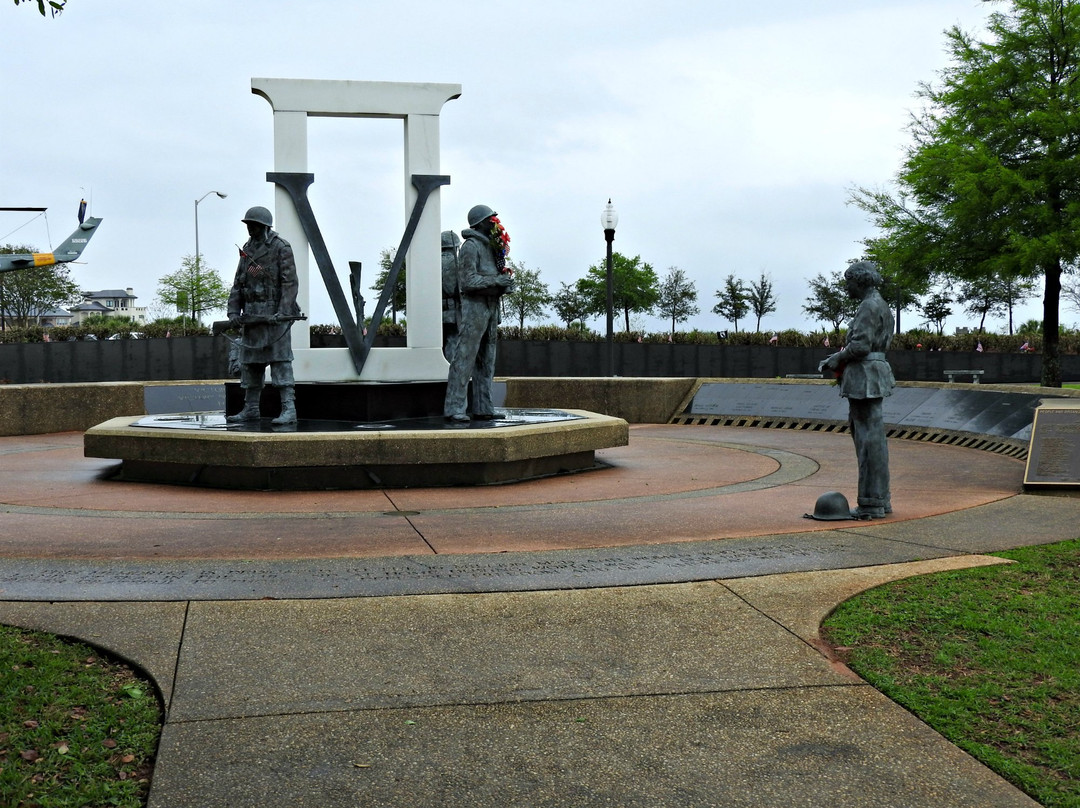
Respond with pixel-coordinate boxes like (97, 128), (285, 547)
(0, 207), (103, 273)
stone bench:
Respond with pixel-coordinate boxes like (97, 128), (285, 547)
(944, 370), (985, 384)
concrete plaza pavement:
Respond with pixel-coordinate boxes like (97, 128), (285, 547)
(0, 423), (1075, 806)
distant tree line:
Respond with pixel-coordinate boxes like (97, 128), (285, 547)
(1, 238), (1069, 348)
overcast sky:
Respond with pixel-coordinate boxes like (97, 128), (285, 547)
(6, 0), (1046, 335)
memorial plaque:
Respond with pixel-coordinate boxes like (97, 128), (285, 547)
(144, 384), (226, 415)
(1024, 402), (1080, 486)
(1009, 422), (1035, 442)
(800, 389), (850, 422)
(685, 381), (1049, 439)
(880, 386), (937, 424)
(688, 383), (755, 415)
(958, 393), (1045, 438)
(892, 388), (1052, 438)
(756, 386), (825, 418)
(687, 383), (847, 421)
(895, 389), (978, 430)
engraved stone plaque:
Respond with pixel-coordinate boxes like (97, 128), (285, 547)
(880, 387), (938, 424)
(144, 384), (226, 415)
(958, 393), (1044, 438)
(688, 383), (848, 421)
(895, 389), (980, 430)
(1025, 402), (1080, 486)
(685, 381), (1057, 439)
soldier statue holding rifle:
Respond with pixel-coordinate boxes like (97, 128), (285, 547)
(225, 205), (302, 425)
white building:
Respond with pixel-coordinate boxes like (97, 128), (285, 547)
(0, 306), (74, 329)
(69, 288), (148, 325)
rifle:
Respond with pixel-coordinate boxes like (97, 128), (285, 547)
(212, 313), (307, 336)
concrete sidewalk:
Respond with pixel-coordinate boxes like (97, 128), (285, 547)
(0, 425), (1074, 806)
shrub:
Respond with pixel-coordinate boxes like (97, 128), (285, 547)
(141, 318), (210, 338)
(499, 325), (601, 342)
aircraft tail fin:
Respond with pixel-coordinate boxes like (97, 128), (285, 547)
(0, 213), (103, 273)
(52, 216), (103, 263)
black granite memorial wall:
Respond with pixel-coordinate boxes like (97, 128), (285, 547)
(678, 381), (1057, 448)
(0, 336), (1076, 385)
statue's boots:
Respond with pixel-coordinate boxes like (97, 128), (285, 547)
(272, 386), (297, 425)
(227, 387), (263, 423)
(851, 504), (887, 520)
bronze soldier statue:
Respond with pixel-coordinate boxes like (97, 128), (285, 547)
(441, 229), (462, 362)
(443, 205), (513, 422)
(225, 206), (301, 425)
(818, 261), (895, 519)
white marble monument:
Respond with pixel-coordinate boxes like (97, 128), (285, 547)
(251, 78), (461, 383)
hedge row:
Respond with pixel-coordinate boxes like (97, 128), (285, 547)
(2, 321), (1075, 354)
(494, 326), (1069, 353)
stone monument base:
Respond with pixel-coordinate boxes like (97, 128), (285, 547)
(83, 409), (629, 490)
(224, 380), (448, 422)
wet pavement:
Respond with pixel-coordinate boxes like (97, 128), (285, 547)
(0, 424), (1068, 807)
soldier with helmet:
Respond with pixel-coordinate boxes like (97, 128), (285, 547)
(441, 229), (462, 361)
(443, 204), (514, 422)
(226, 205), (301, 425)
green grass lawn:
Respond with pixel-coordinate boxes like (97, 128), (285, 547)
(822, 538), (1080, 808)
(0, 625), (161, 807)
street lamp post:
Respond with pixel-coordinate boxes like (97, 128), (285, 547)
(194, 190), (227, 324)
(601, 199), (618, 377)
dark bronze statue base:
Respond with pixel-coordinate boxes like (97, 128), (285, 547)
(224, 381), (447, 423)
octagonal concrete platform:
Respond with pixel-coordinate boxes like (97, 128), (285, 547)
(83, 408), (629, 490)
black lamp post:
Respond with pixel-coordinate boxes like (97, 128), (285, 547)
(601, 198), (618, 376)
(194, 190), (227, 323)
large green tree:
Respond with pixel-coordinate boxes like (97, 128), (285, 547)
(580, 252), (659, 333)
(802, 271), (856, 335)
(371, 248), (406, 324)
(874, 261), (926, 333)
(0, 243), (82, 328)
(655, 266), (700, 335)
(920, 289), (954, 335)
(551, 280), (592, 329)
(852, 0), (1080, 386)
(501, 260), (551, 330)
(157, 254), (230, 325)
(958, 274), (1037, 333)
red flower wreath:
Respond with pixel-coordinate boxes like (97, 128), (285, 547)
(489, 216), (512, 274)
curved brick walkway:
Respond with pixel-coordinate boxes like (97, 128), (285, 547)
(0, 424), (1072, 807)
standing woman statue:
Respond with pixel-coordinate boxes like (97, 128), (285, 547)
(818, 261), (895, 519)
(443, 205), (513, 422)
